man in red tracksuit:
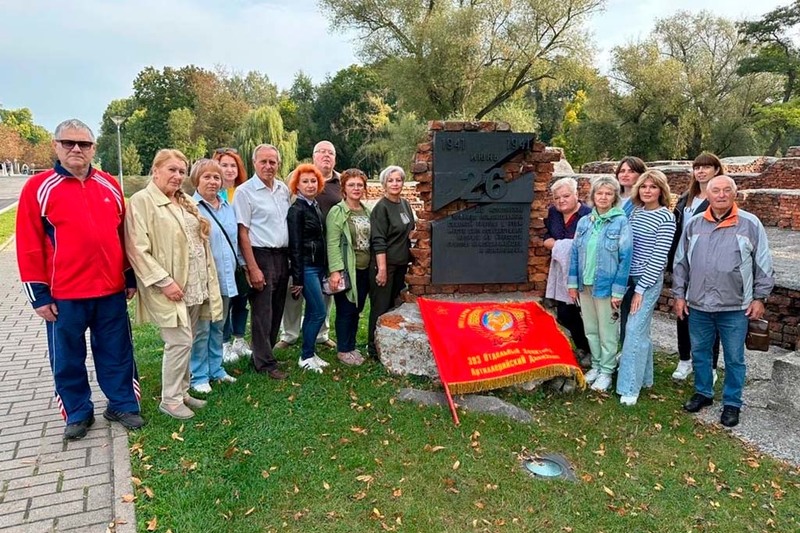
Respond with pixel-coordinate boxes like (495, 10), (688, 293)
(16, 118), (144, 440)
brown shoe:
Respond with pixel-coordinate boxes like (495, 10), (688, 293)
(267, 368), (288, 380)
(318, 339), (337, 349)
(183, 395), (207, 409)
(274, 340), (292, 349)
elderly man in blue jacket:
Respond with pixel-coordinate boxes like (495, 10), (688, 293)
(672, 175), (774, 428)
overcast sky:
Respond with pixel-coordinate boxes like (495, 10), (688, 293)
(0, 0), (787, 133)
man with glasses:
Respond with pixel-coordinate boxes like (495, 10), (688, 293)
(234, 144), (291, 379)
(672, 175), (774, 428)
(275, 140), (341, 351)
(16, 119), (144, 440)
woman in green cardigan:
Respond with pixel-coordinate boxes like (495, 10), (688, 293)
(326, 169), (372, 365)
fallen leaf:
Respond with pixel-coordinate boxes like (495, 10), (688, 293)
(146, 517), (158, 531)
(350, 426), (368, 435)
(143, 486), (154, 499)
(392, 488), (402, 498)
(603, 486), (615, 497)
(474, 500), (485, 509)
(121, 494), (136, 503)
(171, 432), (184, 442)
(262, 470), (270, 479)
(423, 444), (446, 453)
(245, 507), (256, 516)
(130, 477), (142, 487)
(708, 461), (717, 473)
(452, 460), (461, 470)
(323, 481), (331, 490)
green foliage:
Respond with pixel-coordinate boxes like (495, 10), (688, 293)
(357, 111), (428, 172)
(233, 106), (298, 177)
(321, 0), (603, 120)
(0, 107), (50, 144)
(167, 108), (207, 162)
(0, 207), (16, 244)
(121, 142), (143, 176)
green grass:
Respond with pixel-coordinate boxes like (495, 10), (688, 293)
(129, 311), (800, 533)
(0, 207), (16, 244)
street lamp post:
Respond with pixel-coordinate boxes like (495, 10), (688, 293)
(111, 116), (125, 194)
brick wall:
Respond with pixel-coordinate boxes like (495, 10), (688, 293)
(404, 121), (558, 300)
(366, 182), (423, 211)
(737, 190), (800, 229)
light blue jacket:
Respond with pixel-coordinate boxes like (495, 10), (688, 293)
(568, 208), (633, 299)
(194, 193), (240, 298)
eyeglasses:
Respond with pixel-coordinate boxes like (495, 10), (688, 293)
(314, 149), (335, 156)
(215, 148), (238, 154)
(57, 140), (94, 151)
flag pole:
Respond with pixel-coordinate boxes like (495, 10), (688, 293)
(442, 381), (460, 426)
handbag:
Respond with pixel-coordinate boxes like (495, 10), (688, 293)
(199, 201), (250, 297)
(745, 319), (770, 352)
(322, 270), (351, 295)
(322, 219), (354, 296)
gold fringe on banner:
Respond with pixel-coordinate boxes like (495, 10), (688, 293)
(447, 364), (587, 395)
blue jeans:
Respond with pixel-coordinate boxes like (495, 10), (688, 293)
(223, 293), (249, 342)
(616, 276), (661, 397)
(334, 268), (369, 353)
(191, 297), (230, 386)
(688, 308), (748, 408)
(301, 267), (327, 360)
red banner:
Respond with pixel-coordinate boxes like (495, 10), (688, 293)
(417, 298), (585, 394)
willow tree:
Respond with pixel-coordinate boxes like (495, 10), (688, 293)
(319, 0), (603, 120)
(233, 106), (298, 177)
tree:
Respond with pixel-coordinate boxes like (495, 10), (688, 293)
(121, 142), (143, 176)
(95, 98), (140, 174)
(738, 2), (800, 153)
(320, 0), (603, 120)
(0, 123), (24, 160)
(279, 72), (318, 161)
(233, 106), (298, 177)
(357, 111), (427, 172)
(167, 108), (207, 162)
(0, 107), (50, 144)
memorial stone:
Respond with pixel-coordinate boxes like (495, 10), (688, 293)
(431, 131), (536, 285)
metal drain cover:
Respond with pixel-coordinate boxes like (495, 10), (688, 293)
(522, 453), (578, 482)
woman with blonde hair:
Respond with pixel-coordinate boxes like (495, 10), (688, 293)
(125, 149), (222, 419)
(616, 170), (675, 405)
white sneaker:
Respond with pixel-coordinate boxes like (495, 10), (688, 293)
(620, 395), (638, 406)
(712, 369), (718, 386)
(215, 374), (237, 384)
(191, 382), (212, 394)
(672, 360), (693, 381)
(222, 342), (238, 363)
(591, 373), (613, 392)
(232, 337), (253, 357)
(584, 368), (600, 384)
(312, 355), (330, 368)
(298, 356), (323, 373)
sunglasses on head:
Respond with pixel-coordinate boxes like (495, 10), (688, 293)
(215, 148), (238, 154)
(57, 140), (94, 151)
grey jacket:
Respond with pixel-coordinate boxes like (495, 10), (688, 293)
(672, 204), (774, 312)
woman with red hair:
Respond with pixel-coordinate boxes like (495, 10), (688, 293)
(287, 163), (329, 373)
(212, 148), (251, 363)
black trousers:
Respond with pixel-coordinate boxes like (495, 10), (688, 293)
(677, 315), (720, 368)
(368, 262), (408, 357)
(249, 247), (289, 372)
(556, 301), (591, 353)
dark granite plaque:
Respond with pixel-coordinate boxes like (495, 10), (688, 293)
(433, 132), (536, 210)
(431, 203), (531, 284)
(430, 131), (536, 285)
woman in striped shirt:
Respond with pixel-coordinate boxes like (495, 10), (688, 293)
(616, 170), (676, 405)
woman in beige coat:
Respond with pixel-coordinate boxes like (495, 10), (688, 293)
(125, 149), (222, 420)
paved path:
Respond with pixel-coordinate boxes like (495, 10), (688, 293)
(0, 249), (135, 532)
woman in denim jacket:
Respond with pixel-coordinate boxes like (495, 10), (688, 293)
(568, 176), (632, 392)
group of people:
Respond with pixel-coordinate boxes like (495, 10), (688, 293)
(16, 119), (414, 437)
(545, 155), (775, 427)
(17, 117), (776, 439)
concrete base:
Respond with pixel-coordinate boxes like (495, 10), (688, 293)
(768, 356), (800, 415)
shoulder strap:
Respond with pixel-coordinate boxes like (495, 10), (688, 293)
(199, 201), (237, 258)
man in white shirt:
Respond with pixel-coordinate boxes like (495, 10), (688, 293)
(234, 144), (291, 379)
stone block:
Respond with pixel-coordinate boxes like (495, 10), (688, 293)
(768, 354), (800, 415)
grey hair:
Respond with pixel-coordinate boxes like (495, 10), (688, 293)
(707, 174), (737, 193)
(589, 175), (622, 208)
(313, 140), (336, 155)
(252, 143), (281, 165)
(54, 119), (95, 142)
(550, 177), (578, 195)
(379, 165), (406, 187)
